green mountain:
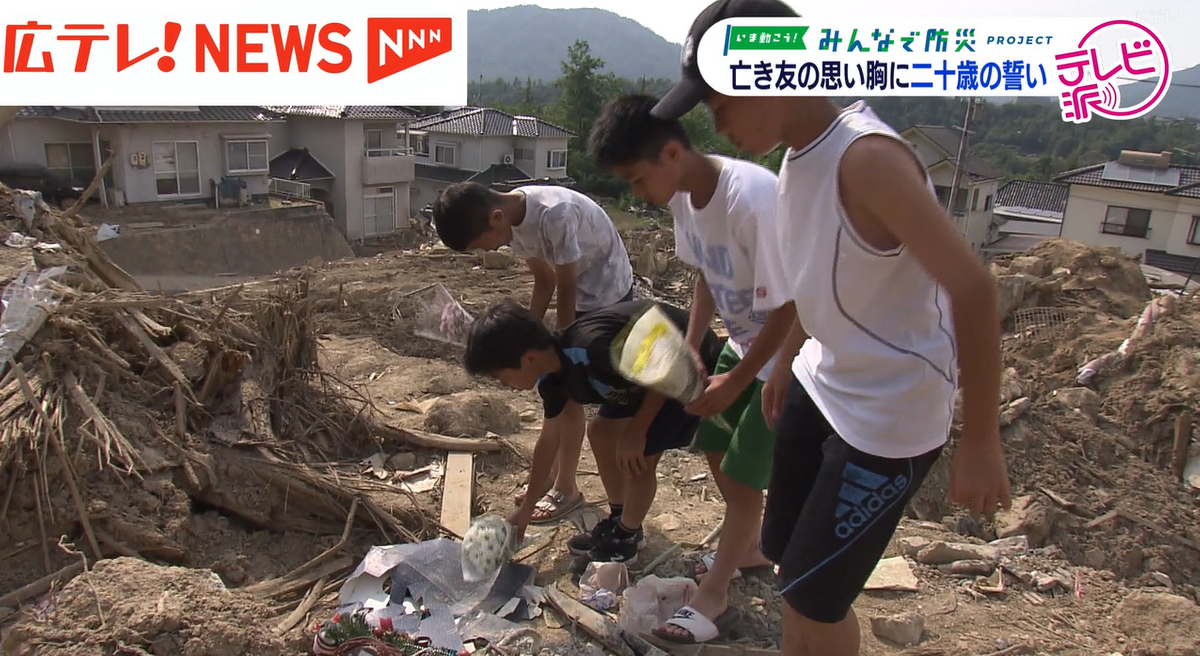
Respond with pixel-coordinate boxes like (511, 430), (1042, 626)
(1118, 64), (1200, 120)
(467, 6), (682, 83)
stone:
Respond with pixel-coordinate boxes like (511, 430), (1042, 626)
(387, 451), (417, 471)
(519, 409), (538, 422)
(651, 513), (683, 532)
(1009, 255), (1049, 277)
(864, 556), (920, 592)
(870, 612), (925, 646)
(993, 494), (1059, 548)
(425, 375), (456, 395)
(937, 559), (995, 576)
(481, 250), (513, 269)
(999, 367), (1023, 404)
(636, 244), (657, 280)
(898, 536), (932, 558)
(999, 397), (1032, 427)
(995, 275), (1030, 321)
(654, 253), (671, 276)
(916, 541), (999, 565)
(1052, 387), (1103, 422)
(989, 535), (1030, 557)
(1115, 592), (1200, 653)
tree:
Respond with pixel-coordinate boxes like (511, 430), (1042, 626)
(553, 40), (615, 139)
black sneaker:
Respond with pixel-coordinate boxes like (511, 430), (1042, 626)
(586, 526), (640, 566)
(567, 517), (645, 555)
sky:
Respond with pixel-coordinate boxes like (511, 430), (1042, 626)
(464, 0), (1200, 72)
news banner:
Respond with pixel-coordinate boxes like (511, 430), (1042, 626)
(692, 17), (1174, 124)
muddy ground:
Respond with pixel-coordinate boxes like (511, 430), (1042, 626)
(0, 197), (1198, 656)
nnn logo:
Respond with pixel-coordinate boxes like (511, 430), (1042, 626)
(834, 462), (908, 539)
(367, 17), (453, 84)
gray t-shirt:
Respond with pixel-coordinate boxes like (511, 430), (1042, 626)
(509, 186), (633, 312)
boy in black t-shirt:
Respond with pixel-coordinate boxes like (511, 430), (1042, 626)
(464, 298), (723, 564)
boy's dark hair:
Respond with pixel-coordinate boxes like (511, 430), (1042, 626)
(432, 182), (500, 252)
(464, 298), (556, 375)
(589, 94), (693, 170)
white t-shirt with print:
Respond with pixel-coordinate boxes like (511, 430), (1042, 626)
(509, 186), (634, 313)
(670, 156), (783, 382)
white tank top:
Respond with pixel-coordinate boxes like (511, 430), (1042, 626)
(768, 101), (957, 459)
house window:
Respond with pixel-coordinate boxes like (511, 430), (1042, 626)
(1101, 205), (1152, 239)
(152, 141), (201, 197)
(409, 134), (429, 156)
(933, 184), (967, 215)
(226, 139), (268, 174)
(365, 130), (383, 157)
(363, 186), (395, 237)
(984, 194), (992, 211)
(1188, 216), (1200, 246)
(971, 188), (980, 212)
(546, 149), (567, 169)
(434, 143), (456, 166)
(514, 148), (535, 161)
(44, 142), (96, 186)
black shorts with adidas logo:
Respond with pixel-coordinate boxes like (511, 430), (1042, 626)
(761, 378), (943, 624)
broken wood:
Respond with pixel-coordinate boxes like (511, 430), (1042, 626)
(244, 555), (355, 599)
(274, 498), (360, 586)
(0, 561), (85, 608)
(274, 575), (328, 635)
(544, 583), (669, 656)
(113, 310), (193, 397)
(1083, 509), (1119, 529)
(382, 425), (503, 452)
(1171, 410), (1193, 482)
(62, 150), (115, 221)
(440, 452), (474, 537)
(1116, 508), (1200, 553)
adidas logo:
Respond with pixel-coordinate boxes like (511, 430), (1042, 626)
(834, 462), (909, 539)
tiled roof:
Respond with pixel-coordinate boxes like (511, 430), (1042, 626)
(467, 163), (534, 184)
(17, 106), (284, 123)
(412, 107), (575, 139)
(994, 180), (1070, 218)
(1054, 163), (1200, 199)
(269, 148), (334, 181)
(264, 106), (419, 120)
(907, 124), (1004, 181)
(415, 164), (475, 183)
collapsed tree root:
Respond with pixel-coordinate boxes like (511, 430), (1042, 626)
(0, 185), (436, 607)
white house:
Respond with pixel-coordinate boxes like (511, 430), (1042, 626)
(901, 124), (1005, 253)
(406, 107), (576, 209)
(981, 179), (1069, 256)
(1055, 149), (1200, 273)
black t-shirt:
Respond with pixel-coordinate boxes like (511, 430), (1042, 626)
(538, 300), (725, 419)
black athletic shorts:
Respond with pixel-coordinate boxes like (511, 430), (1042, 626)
(597, 399), (698, 457)
(761, 379), (943, 624)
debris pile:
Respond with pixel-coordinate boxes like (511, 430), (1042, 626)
(0, 185), (441, 650)
(917, 239), (1200, 601)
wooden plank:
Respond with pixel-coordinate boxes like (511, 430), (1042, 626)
(544, 583), (671, 656)
(440, 452), (475, 537)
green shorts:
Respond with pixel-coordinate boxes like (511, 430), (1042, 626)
(693, 343), (776, 491)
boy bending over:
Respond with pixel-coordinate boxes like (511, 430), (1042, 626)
(434, 182), (635, 525)
(589, 94), (793, 644)
(464, 299), (722, 565)
(653, 1), (1012, 654)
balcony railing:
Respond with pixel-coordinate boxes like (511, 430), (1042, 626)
(365, 147), (414, 158)
(269, 177), (312, 199)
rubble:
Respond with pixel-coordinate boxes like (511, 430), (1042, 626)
(869, 611), (925, 646)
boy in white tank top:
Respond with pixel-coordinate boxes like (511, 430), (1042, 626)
(654, 1), (1013, 654)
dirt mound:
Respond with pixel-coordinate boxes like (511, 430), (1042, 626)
(973, 240), (1200, 596)
(0, 558), (291, 656)
(424, 391), (520, 437)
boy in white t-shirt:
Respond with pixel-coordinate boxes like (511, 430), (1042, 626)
(651, 1), (1013, 655)
(589, 94), (795, 645)
(433, 182), (635, 525)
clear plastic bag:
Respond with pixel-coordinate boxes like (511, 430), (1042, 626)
(402, 283), (474, 346)
(0, 265), (67, 365)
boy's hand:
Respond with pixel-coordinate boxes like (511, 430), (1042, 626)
(761, 361), (791, 430)
(948, 431), (1012, 516)
(686, 372), (746, 418)
(507, 504), (535, 543)
(617, 430), (648, 477)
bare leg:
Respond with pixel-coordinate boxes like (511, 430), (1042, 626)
(659, 451), (767, 638)
(586, 416), (627, 507)
(784, 601), (860, 656)
(615, 453), (660, 531)
(551, 401), (584, 497)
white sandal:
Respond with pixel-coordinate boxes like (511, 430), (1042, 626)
(652, 606), (740, 644)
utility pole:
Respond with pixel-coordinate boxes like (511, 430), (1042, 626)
(946, 98), (977, 240)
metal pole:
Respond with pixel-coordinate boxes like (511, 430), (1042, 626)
(946, 98), (975, 240)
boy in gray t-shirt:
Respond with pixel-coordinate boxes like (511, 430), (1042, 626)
(433, 181), (635, 523)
